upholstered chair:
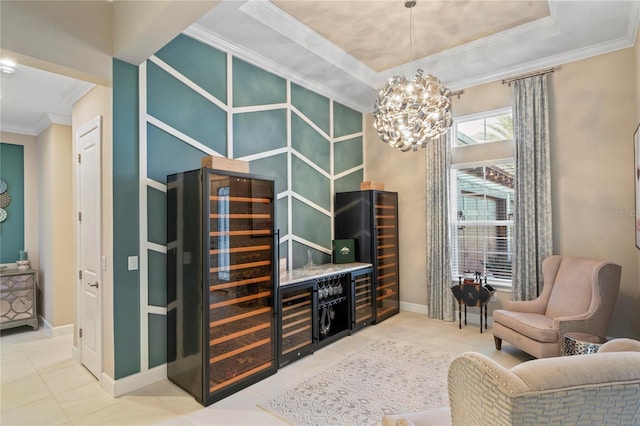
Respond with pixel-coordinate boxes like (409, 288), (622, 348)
(493, 255), (621, 358)
(382, 346), (640, 426)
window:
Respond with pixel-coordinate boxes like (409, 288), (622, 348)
(450, 109), (515, 285)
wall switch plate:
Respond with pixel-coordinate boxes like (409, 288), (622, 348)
(491, 293), (498, 302)
(101, 256), (107, 271)
(128, 256), (138, 271)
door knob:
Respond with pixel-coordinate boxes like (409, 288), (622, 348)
(88, 282), (99, 288)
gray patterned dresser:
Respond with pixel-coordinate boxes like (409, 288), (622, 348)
(0, 268), (39, 330)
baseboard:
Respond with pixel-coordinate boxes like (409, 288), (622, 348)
(71, 344), (80, 362)
(101, 364), (167, 397)
(40, 317), (74, 337)
(399, 301), (428, 315)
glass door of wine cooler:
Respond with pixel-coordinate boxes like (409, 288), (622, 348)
(350, 267), (374, 331)
(206, 172), (277, 403)
(374, 191), (399, 322)
(279, 282), (315, 366)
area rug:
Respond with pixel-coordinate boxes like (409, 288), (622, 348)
(259, 337), (456, 426)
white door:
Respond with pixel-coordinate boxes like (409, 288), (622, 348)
(77, 116), (102, 379)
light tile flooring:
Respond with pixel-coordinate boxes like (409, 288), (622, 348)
(1, 312), (533, 425)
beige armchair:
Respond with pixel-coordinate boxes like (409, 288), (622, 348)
(382, 342), (640, 426)
(493, 255), (621, 358)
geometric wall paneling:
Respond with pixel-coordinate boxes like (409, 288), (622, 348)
(154, 34), (227, 103)
(276, 196), (288, 237)
(146, 123), (208, 184)
(334, 136), (363, 175)
(233, 109), (287, 158)
(291, 196), (332, 250)
(233, 57), (287, 107)
(249, 153), (288, 194)
(147, 250), (167, 308)
(334, 168), (364, 194)
(291, 112), (330, 173)
(148, 313), (167, 369)
(128, 30), (364, 381)
(147, 187), (167, 245)
(334, 102), (363, 138)
(291, 83), (330, 135)
(290, 154), (331, 211)
(292, 240), (331, 271)
(147, 60), (227, 155)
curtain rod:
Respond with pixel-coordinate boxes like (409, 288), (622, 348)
(448, 89), (464, 99)
(502, 67), (556, 86)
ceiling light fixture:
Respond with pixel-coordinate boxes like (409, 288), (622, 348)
(373, 0), (452, 152)
(0, 59), (16, 78)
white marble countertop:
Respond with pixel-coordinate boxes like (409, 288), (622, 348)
(280, 262), (372, 286)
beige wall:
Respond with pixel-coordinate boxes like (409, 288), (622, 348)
(36, 124), (75, 327)
(72, 85), (114, 379)
(365, 48), (639, 339)
(635, 28), (640, 338)
(551, 48), (637, 338)
(0, 132), (39, 271)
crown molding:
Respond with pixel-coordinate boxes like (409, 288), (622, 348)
(62, 80), (95, 105)
(33, 112), (72, 136)
(447, 33), (636, 92)
(0, 124), (39, 136)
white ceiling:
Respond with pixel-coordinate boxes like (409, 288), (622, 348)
(1, 0), (639, 136)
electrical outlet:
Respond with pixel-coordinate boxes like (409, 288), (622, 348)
(128, 256), (138, 271)
(491, 292), (498, 302)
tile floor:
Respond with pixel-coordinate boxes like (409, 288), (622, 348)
(1, 312), (532, 425)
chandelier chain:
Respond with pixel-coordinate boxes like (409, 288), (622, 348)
(372, 0), (453, 152)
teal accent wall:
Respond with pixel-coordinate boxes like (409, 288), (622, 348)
(147, 187), (166, 245)
(148, 250), (166, 307)
(112, 33), (364, 380)
(334, 102), (363, 138)
(0, 143), (24, 263)
(234, 109), (287, 157)
(147, 124), (208, 183)
(291, 83), (330, 135)
(334, 136), (363, 175)
(147, 62), (226, 155)
(291, 114), (330, 173)
(148, 313), (166, 368)
(113, 59), (141, 379)
(154, 34), (227, 103)
(233, 58), (286, 107)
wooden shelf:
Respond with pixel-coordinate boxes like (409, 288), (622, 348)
(210, 195), (271, 204)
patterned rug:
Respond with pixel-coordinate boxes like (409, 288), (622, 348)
(259, 337), (455, 426)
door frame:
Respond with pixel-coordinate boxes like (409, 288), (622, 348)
(75, 115), (103, 379)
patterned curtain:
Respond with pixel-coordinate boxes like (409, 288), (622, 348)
(512, 74), (553, 300)
(426, 134), (455, 321)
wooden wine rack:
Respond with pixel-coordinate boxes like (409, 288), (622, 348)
(375, 192), (399, 320)
(207, 175), (275, 398)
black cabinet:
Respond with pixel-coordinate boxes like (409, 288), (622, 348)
(316, 273), (350, 348)
(335, 191), (400, 323)
(279, 281), (315, 367)
(167, 168), (278, 406)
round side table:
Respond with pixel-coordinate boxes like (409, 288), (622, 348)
(561, 332), (606, 356)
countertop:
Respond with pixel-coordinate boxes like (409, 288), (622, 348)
(280, 262), (372, 286)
